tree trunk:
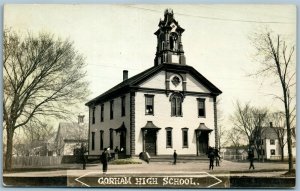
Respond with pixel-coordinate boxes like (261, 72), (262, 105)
(282, 86), (293, 172)
(5, 127), (14, 171)
(281, 147), (284, 162)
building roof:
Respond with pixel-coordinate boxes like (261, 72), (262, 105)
(86, 64), (222, 106)
(56, 122), (88, 142)
(263, 127), (283, 140)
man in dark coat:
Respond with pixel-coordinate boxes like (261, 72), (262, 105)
(207, 147), (215, 170)
(80, 143), (87, 170)
(173, 150), (177, 165)
(248, 149), (255, 170)
(214, 148), (220, 167)
(101, 148), (109, 174)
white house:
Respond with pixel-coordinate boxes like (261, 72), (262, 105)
(86, 9), (222, 157)
(260, 123), (296, 160)
(55, 115), (88, 156)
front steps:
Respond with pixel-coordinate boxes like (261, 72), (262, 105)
(149, 154), (209, 163)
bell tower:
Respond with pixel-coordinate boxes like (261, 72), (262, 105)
(154, 9), (186, 66)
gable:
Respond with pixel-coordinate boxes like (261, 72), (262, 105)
(86, 64), (221, 106)
(139, 71), (165, 89)
(186, 73), (210, 93)
(138, 70), (212, 94)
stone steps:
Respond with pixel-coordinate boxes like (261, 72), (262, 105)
(149, 155), (209, 162)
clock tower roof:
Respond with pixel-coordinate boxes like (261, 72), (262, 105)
(154, 9), (186, 66)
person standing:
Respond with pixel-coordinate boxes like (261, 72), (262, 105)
(248, 149), (255, 170)
(80, 143), (87, 170)
(114, 146), (119, 160)
(101, 148), (109, 174)
(207, 147), (215, 170)
(173, 150), (177, 165)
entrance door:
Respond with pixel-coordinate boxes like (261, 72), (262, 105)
(198, 132), (208, 155)
(144, 130), (157, 156)
(119, 131), (126, 154)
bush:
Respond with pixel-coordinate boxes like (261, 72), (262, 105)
(110, 158), (142, 165)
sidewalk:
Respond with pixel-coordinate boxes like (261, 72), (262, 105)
(3, 160), (291, 177)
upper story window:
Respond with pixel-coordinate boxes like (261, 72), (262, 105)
(110, 100), (114, 120)
(121, 96), (126, 117)
(197, 98), (206, 117)
(171, 93), (183, 117)
(100, 104), (104, 122)
(92, 107), (96, 124)
(166, 127), (173, 148)
(270, 139), (275, 145)
(145, 95), (154, 115)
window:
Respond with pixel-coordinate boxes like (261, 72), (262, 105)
(197, 98), (206, 117)
(270, 139), (275, 145)
(182, 128), (188, 148)
(145, 95), (154, 115)
(271, 149), (275, 155)
(110, 128), (114, 150)
(91, 132), (95, 150)
(166, 127), (173, 148)
(101, 104), (104, 122)
(110, 100), (114, 119)
(171, 94), (182, 116)
(121, 96), (126, 117)
(92, 107), (95, 124)
(100, 130), (104, 150)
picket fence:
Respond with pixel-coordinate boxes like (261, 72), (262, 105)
(12, 156), (63, 167)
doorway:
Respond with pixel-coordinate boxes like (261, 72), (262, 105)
(197, 131), (209, 155)
(144, 130), (157, 156)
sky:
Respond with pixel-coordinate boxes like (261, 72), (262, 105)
(3, 4), (296, 127)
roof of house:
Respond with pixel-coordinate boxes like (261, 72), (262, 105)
(86, 64), (222, 106)
(56, 122), (88, 142)
(263, 127), (283, 140)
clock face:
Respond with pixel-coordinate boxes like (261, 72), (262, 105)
(171, 76), (180, 87)
(172, 55), (179, 63)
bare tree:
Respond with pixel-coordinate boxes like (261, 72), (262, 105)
(225, 127), (243, 156)
(251, 108), (268, 161)
(231, 101), (268, 160)
(250, 29), (295, 172)
(216, 98), (226, 150)
(269, 112), (287, 161)
(3, 29), (89, 170)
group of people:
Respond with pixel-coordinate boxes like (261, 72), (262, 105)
(207, 147), (221, 170)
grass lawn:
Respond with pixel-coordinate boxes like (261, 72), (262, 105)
(109, 158), (142, 165)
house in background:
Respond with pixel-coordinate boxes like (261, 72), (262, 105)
(86, 9), (222, 158)
(55, 115), (88, 156)
(259, 122), (296, 160)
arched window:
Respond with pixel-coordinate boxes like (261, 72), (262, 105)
(161, 41), (165, 50)
(169, 33), (178, 50)
(170, 93), (183, 116)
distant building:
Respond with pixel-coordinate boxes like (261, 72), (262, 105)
(86, 9), (222, 157)
(55, 115), (88, 156)
(259, 123), (296, 160)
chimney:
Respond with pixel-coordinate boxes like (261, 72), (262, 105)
(270, 122), (273, 128)
(123, 70), (128, 81)
(78, 115), (84, 124)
